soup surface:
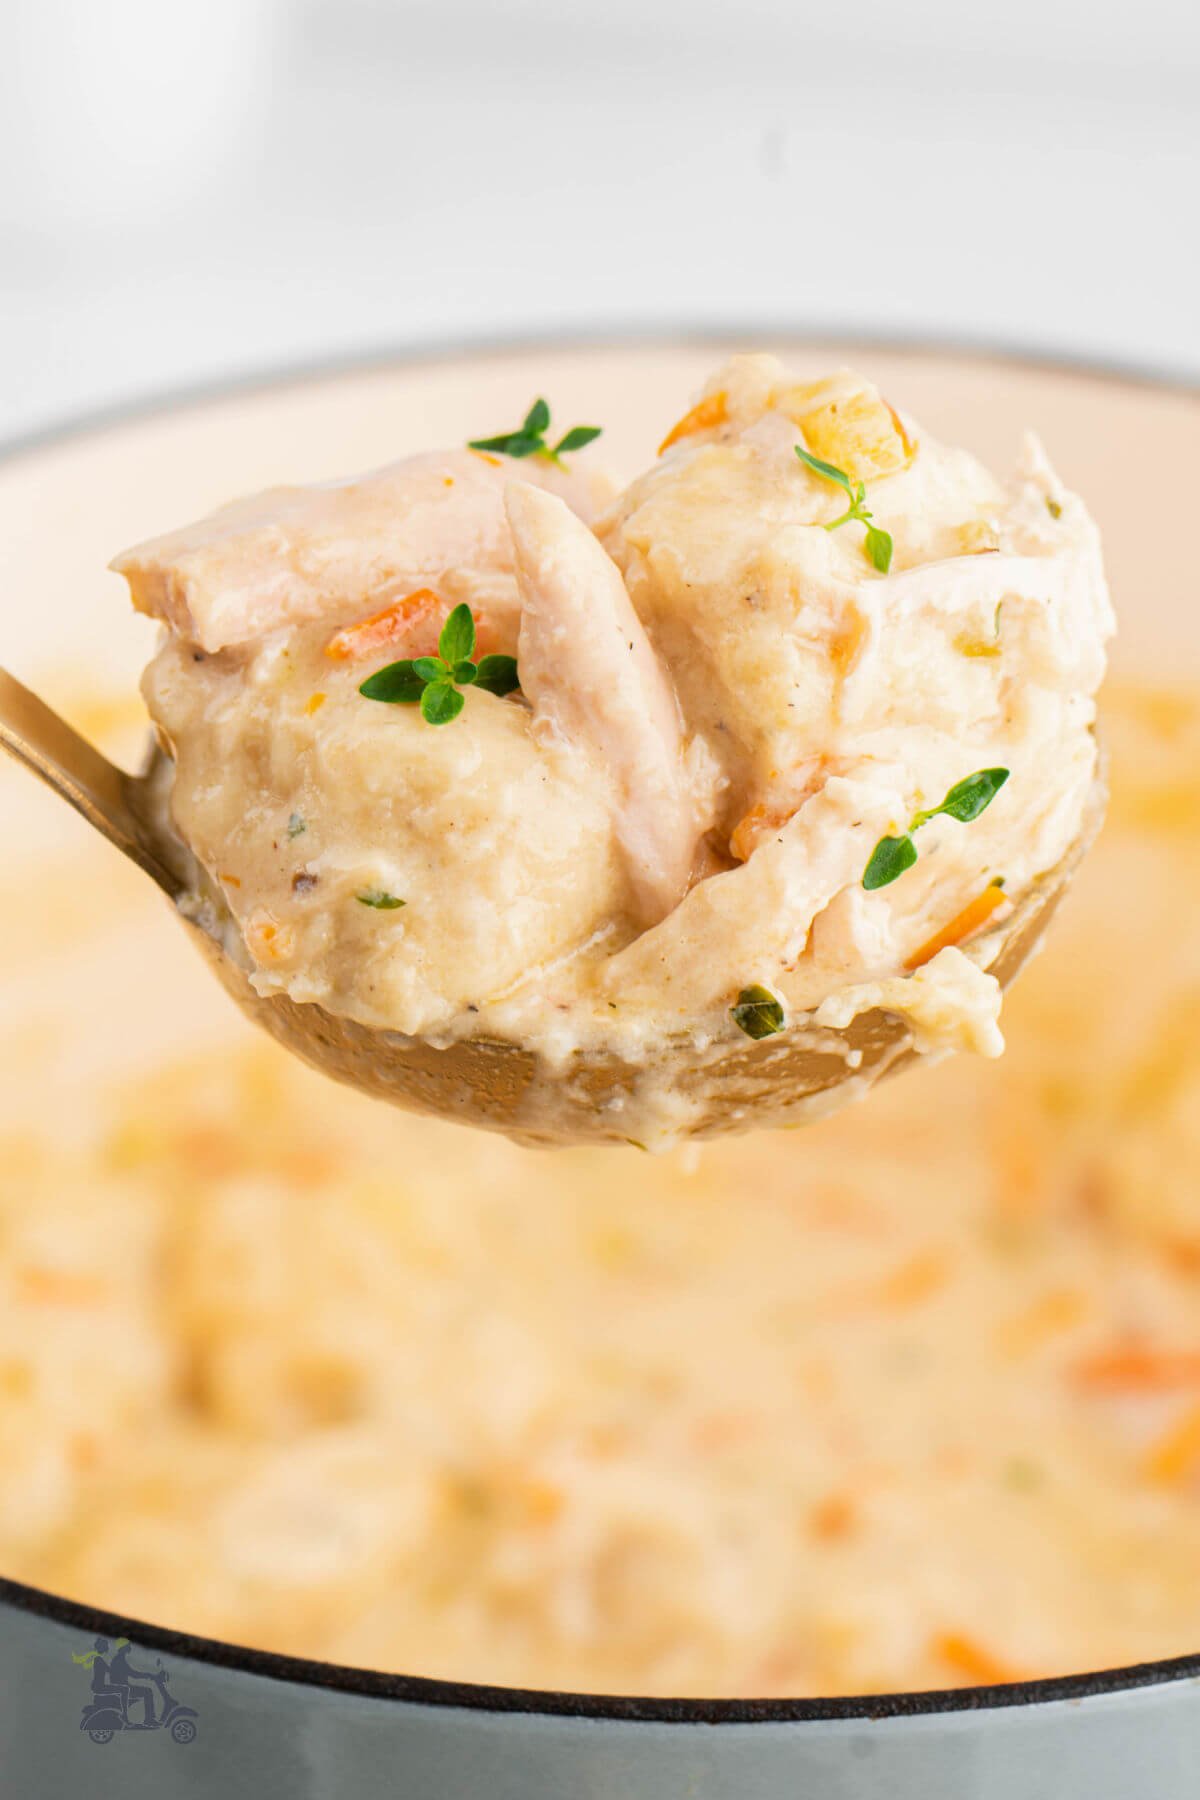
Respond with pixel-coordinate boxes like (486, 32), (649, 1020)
(2, 680), (1200, 1697)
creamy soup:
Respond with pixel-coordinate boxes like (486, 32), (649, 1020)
(3, 681), (1200, 1697)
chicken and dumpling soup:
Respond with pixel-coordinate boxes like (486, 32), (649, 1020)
(4, 681), (1200, 1696)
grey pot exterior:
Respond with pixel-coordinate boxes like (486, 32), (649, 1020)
(3, 1580), (1199, 1798)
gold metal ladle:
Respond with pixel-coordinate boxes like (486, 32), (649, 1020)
(0, 664), (1103, 1147)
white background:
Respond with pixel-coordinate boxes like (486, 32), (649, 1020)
(2, 0), (1197, 441)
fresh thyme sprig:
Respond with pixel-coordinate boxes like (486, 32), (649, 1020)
(469, 398), (602, 466)
(356, 888), (405, 910)
(794, 445), (893, 573)
(359, 604), (519, 725)
(863, 768), (1010, 891)
(731, 984), (786, 1039)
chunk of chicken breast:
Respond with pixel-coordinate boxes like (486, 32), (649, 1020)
(506, 480), (701, 927)
(112, 449), (610, 655)
(601, 776), (900, 1013)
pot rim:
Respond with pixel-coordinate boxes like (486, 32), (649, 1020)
(4, 1572), (1200, 1722)
(5, 324), (1198, 1726)
(1, 319), (1195, 467)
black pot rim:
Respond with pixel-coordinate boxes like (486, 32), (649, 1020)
(4, 322), (1199, 1726)
(5, 1571), (1200, 1723)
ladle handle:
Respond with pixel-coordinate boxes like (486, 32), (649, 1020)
(0, 665), (180, 896)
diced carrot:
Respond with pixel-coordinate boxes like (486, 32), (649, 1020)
(884, 399), (919, 463)
(245, 910), (296, 966)
(904, 882), (1010, 971)
(1163, 1240), (1200, 1278)
(934, 1632), (1024, 1687)
(729, 761), (833, 861)
(994, 1288), (1089, 1360)
(729, 803), (789, 863)
(324, 588), (445, 662)
(658, 391), (728, 456)
(18, 1267), (109, 1307)
(1073, 1346), (1200, 1392)
(521, 1480), (566, 1526)
(809, 1492), (858, 1541)
(1144, 1401), (1200, 1486)
(831, 607), (870, 678)
(874, 1249), (951, 1310)
(70, 1432), (100, 1471)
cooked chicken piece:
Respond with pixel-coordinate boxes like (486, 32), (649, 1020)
(113, 449), (610, 655)
(601, 776), (898, 1013)
(506, 480), (700, 926)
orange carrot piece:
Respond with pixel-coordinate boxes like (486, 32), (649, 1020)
(1144, 1401), (1200, 1486)
(324, 588), (444, 662)
(995, 1288), (1088, 1360)
(658, 391), (728, 456)
(934, 1632), (1024, 1687)
(521, 1480), (566, 1526)
(18, 1267), (108, 1307)
(1073, 1346), (1200, 1392)
(873, 1249), (951, 1310)
(729, 761), (834, 862)
(245, 911), (296, 966)
(904, 882), (1010, 971)
(884, 399), (919, 463)
(729, 803), (790, 863)
(809, 1493), (858, 1542)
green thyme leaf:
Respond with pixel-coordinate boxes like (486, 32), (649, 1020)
(287, 812), (306, 839)
(420, 681), (465, 725)
(524, 397), (551, 436)
(554, 424), (602, 455)
(864, 523), (894, 573)
(356, 889), (406, 909)
(794, 445), (855, 495)
(865, 768), (1011, 890)
(795, 445), (894, 574)
(917, 767), (1010, 828)
(438, 602), (476, 666)
(1045, 497), (1063, 519)
(468, 430), (541, 457)
(359, 660), (426, 703)
(862, 833), (918, 891)
(473, 654), (521, 696)
(361, 607), (517, 725)
(731, 984), (786, 1039)
(469, 400), (603, 464)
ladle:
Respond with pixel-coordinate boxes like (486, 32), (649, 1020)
(0, 665), (1102, 1147)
